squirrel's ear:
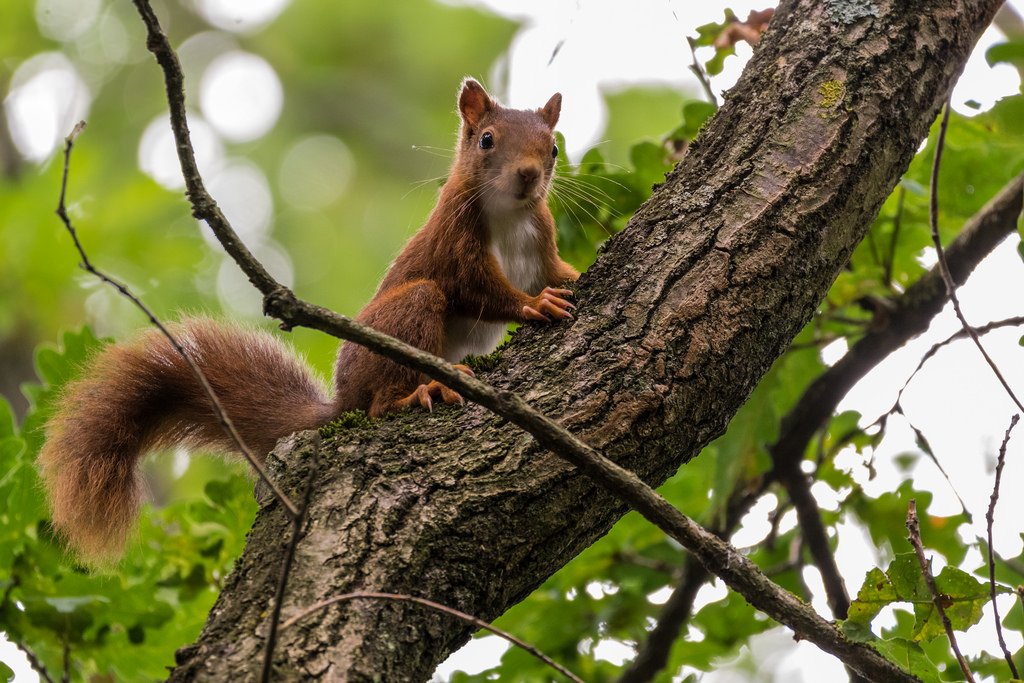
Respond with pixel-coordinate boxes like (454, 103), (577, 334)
(459, 79), (493, 130)
(539, 92), (561, 129)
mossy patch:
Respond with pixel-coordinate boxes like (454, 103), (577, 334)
(319, 410), (373, 438)
(462, 347), (508, 374)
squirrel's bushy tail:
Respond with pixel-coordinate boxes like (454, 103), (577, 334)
(38, 318), (335, 562)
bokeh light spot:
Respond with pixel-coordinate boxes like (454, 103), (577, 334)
(35, 0), (101, 41)
(4, 52), (91, 163)
(217, 243), (293, 317)
(193, 0), (292, 34)
(206, 161), (274, 246)
(200, 51), (283, 143)
(138, 113), (224, 190)
(278, 135), (355, 211)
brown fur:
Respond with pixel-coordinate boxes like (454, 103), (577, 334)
(39, 318), (334, 561)
(39, 79), (579, 562)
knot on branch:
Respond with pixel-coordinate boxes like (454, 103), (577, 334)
(263, 287), (301, 330)
(186, 193), (218, 221)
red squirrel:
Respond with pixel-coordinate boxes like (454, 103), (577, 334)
(39, 79), (579, 561)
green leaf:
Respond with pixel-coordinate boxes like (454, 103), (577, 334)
(704, 44), (735, 77)
(868, 636), (943, 682)
(0, 660), (13, 682)
(681, 101), (718, 139)
(913, 565), (992, 638)
(0, 399), (13, 440)
(849, 482), (971, 565)
(578, 146), (606, 173)
(846, 554), (996, 642)
(204, 479), (235, 506)
(693, 19), (730, 47)
(986, 41), (1024, 70)
(44, 596), (109, 613)
(847, 567), (899, 626)
(841, 621), (943, 681)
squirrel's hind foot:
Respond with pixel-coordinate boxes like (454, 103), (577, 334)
(393, 364), (475, 413)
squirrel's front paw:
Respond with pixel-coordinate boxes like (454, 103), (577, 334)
(523, 287), (575, 322)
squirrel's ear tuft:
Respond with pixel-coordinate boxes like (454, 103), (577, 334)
(459, 78), (493, 130)
(539, 92), (561, 129)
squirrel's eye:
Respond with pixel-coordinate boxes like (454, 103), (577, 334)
(480, 131), (494, 150)
(552, 143), (559, 158)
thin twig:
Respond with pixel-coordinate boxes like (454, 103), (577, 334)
(0, 584), (54, 683)
(865, 316), (1024, 511)
(280, 591), (587, 683)
(928, 98), (1024, 414)
(60, 638), (69, 683)
(906, 500), (976, 682)
(55, 123), (299, 519)
(986, 414), (1021, 680)
(12, 641), (56, 683)
(884, 185), (906, 288)
(130, 0), (280, 296)
(261, 438), (320, 683)
(768, 171), (1024, 488)
(893, 316), (1024, 409)
(686, 36), (718, 107)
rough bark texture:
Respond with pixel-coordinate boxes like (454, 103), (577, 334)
(168, 0), (1003, 680)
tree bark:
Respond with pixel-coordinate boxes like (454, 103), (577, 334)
(167, 0), (1004, 680)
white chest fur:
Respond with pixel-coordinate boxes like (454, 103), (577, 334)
(486, 212), (545, 294)
(442, 212), (545, 362)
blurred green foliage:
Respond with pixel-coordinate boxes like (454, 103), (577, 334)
(2, 327), (254, 679)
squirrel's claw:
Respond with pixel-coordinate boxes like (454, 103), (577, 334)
(523, 287), (575, 321)
(397, 364), (475, 412)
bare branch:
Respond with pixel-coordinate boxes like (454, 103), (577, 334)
(905, 500), (975, 682)
(129, 0), (278, 297)
(894, 316), (1024, 407)
(11, 640), (56, 683)
(928, 99), (1024, 414)
(686, 36), (718, 108)
(617, 554), (705, 683)
(986, 414), (1021, 680)
(281, 592), (587, 683)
